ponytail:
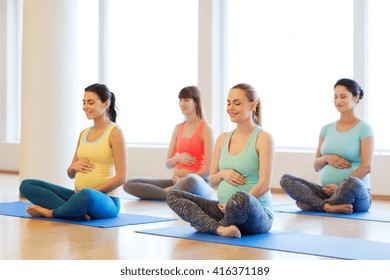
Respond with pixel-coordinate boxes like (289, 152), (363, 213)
(253, 98), (262, 126)
(358, 87), (364, 100)
(107, 92), (117, 123)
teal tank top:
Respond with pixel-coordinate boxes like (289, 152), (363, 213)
(217, 126), (273, 218)
(320, 121), (373, 189)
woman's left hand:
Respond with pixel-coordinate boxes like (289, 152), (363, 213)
(218, 203), (226, 214)
(323, 184), (337, 196)
(221, 169), (246, 186)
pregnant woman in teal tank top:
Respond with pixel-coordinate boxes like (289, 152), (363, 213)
(280, 78), (373, 214)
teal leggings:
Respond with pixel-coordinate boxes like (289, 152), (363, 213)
(19, 179), (120, 219)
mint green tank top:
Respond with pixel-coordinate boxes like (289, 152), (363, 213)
(217, 126), (273, 218)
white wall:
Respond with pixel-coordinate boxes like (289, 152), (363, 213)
(0, 143), (19, 172)
(0, 1), (7, 140)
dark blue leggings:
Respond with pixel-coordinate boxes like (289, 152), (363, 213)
(19, 179), (120, 219)
(280, 174), (372, 212)
(167, 190), (273, 235)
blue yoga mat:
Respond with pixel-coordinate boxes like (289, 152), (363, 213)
(136, 225), (390, 260)
(273, 204), (390, 223)
(0, 201), (176, 228)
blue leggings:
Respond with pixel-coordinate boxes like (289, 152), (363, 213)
(167, 190), (273, 235)
(19, 179), (120, 219)
(280, 174), (372, 212)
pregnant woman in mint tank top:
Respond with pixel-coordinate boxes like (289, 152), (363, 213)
(167, 83), (274, 238)
(280, 78), (374, 214)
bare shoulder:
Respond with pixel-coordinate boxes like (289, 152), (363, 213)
(173, 123), (182, 134)
(77, 128), (88, 141)
(216, 132), (229, 146)
(203, 122), (212, 131)
(257, 129), (274, 146)
(202, 122), (213, 135)
(110, 125), (126, 140)
(78, 128), (87, 137)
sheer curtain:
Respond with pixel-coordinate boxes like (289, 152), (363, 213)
(227, 0), (353, 149)
(107, 0), (198, 145)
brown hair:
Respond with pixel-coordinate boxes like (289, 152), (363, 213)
(231, 83), (261, 126)
(334, 78), (364, 102)
(178, 86), (205, 119)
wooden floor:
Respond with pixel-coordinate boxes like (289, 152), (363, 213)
(1, 172), (390, 260)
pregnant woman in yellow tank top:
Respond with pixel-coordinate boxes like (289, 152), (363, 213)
(19, 83), (127, 220)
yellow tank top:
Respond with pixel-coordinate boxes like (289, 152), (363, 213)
(74, 122), (116, 194)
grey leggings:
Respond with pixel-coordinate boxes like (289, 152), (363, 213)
(123, 173), (213, 200)
(166, 190), (273, 235)
(280, 174), (372, 212)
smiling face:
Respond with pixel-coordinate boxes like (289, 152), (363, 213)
(83, 91), (109, 120)
(179, 97), (196, 116)
(333, 85), (359, 113)
(227, 88), (256, 123)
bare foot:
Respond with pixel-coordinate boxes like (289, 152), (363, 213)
(324, 203), (353, 214)
(26, 205), (54, 218)
(296, 201), (314, 211)
(216, 225), (241, 238)
(82, 214), (92, 221)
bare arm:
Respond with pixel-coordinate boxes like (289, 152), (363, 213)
(94, 127), (128, 193)
(209, 133), (228, 187)
(165, 124), (180, 168)
(195, 124), (214, 178)
(249, 131), (274, 199)
(313, 135), (327, 172)
(350, 136), (373, 179)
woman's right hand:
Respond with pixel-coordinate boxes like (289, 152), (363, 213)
(72, 158), (95, 173)
(221, 169), (246, 186)
(324, 154), (351, 169)
(172, 175), (181, 185)
(323, 184), (338, 196)
(176, 153), (196, 166)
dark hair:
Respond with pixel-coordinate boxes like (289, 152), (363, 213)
(231, 83), (262, 126)
(334, 78), (364, 102)
(84, 83), (118, 123)
(178, 86), (204, 119)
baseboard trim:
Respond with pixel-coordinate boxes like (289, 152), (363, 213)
(271, 187), (390, 201)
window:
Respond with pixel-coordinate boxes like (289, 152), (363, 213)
(0, 0), (22, 143)
(107, 0), (198, 145)
(227, 0), (353, 149)
(75, 0), (99, 133)
(368, 0), (390, 152)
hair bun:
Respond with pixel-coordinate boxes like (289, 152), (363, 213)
(359, 88), (364, 100)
